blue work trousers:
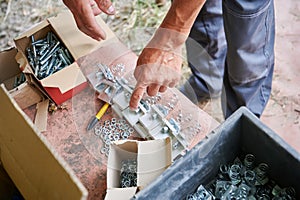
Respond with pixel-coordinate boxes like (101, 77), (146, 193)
(180, 0), (275, 118)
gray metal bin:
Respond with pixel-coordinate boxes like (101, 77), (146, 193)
(133, 107), (300, 200)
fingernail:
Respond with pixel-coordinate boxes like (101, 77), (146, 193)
(107, 5), (115, 14)
(99, 31), (106, 40)
(129, 106), (139, 113)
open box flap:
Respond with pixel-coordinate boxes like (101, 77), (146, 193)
(14, 20), (49, 40)
(105, 187), (137, 200)
(15, 51), (32, 74)
(0, 48), (21, 83)
(137, 138), (172, 189)
(0, 48), (43, 109)
(48, 11), (117, 60)
(107, 140), (138, 188)
(40, 62), (86, 94)
(106, 139), (172, 199)
(0, 84), (88, 199)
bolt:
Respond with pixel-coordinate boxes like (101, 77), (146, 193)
(13, 76), (19, 88)
(40, 49), (58, 66)
(58, 51), (68, 66)
(34, 64), (40, 77)
(38, 44), (49, 55)
(45, 55), (57, 76)
(162, 126), (169, 134)
(53, 60), (63, 71)
(47, 32), (51, 44)
(31, 35), (37, 58)
(173, 141), (179, 150)
(152, 113), (158, 120)
(64, 48), (72, 60)
(31, 38), (46, 45)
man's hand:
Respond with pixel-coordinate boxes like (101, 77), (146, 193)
(63, 0), (115, 41)
(129, 47), (182, 110)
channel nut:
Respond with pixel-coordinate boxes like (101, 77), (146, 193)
(26, 32), (74, 80)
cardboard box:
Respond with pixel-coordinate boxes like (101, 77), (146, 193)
(0, 48), (43, 109)
(14, 11), (117, 105)
(0, 83), (88, 199)
(105, 138), (172, 200)
(134, 107), (300, 200)
(0, 11), (119, 199)
(0, 43), (92, 200)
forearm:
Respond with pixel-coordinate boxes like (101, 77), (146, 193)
(147, 0), (205, 52)
(161, 0), (206, 34)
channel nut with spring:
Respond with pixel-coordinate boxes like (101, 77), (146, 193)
(186, 154), (297, 200)
(120, 159), (137, 188)
(26, 32), (74, 80)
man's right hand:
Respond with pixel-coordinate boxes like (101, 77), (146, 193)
(63, 0), (115, 41)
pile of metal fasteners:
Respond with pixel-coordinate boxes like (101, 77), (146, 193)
(13, 73), (26, 88)
(94, 118), (134, 157)
(120, 159), (137, 188)
(186, 154), (297, 200)
(26, 32), (73, 79)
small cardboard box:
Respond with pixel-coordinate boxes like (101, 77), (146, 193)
(134, 107), (300, 200)
(105, 138), (172, 200)
(14, 11), (117, 105)
(0, 48), (43, 109)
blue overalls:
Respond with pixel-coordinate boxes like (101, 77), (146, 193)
(180, 0), (275, 118)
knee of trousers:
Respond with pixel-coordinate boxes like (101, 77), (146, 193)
(223, 0), (275, 84)
(223, 0), (272, 15)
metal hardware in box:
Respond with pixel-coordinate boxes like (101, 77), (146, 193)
(26, 32), (74, 80)
(133, 107), (300, 200)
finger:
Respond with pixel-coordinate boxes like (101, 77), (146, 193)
(90, 3), (102, 15)
(147, 84), (160, 96)
(89, 0), (101, 14)
(168, 81), (177, 88)
(159, 86), (168, 93)
(130, 86), (146, 110)
(96, 0), (115, 15)
(91, 7), (102, 16)
(77, 3), (106, 40)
